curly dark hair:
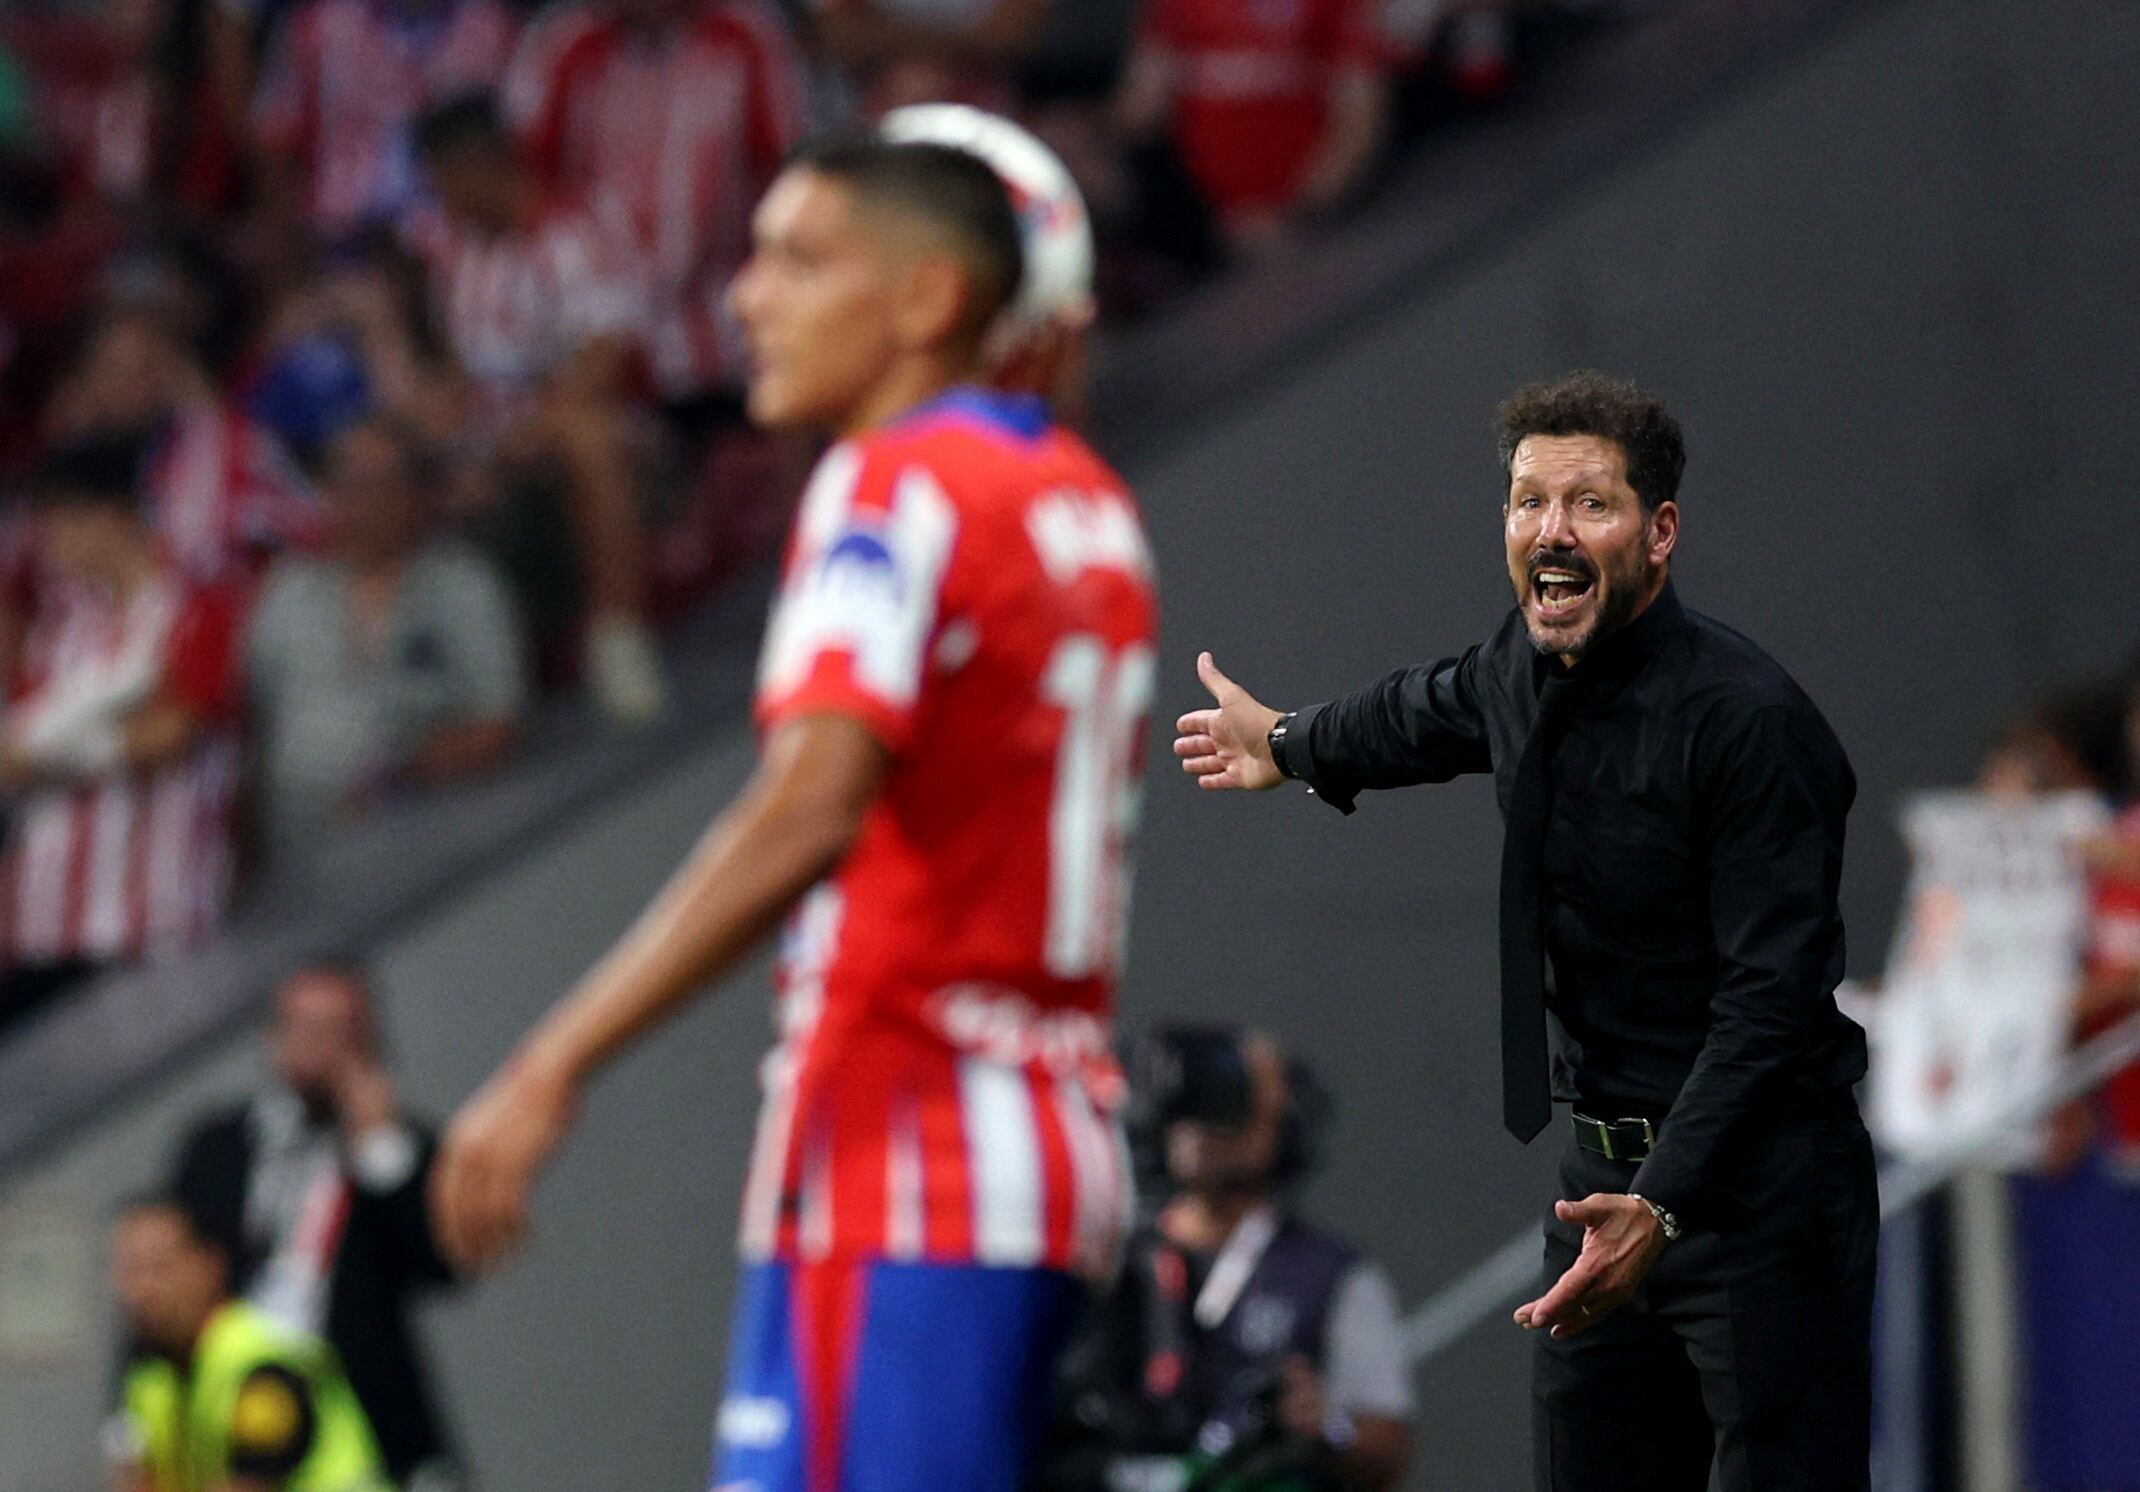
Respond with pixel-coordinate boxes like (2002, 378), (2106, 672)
(1496, 371), (1686, 511)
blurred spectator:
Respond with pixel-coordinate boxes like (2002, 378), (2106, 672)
(502, 0), (804, 414)
(1979, 685), (2128, 802)
(248, 237), (462, 464)
(1113, 0), (1389, 254)
(40, 0), (247, 227)
(1383, 0), (1514, 103)
(0, 0), (247, 472)
(106, 1190), (391, 1492)
(251, 0), (520, 240)
(244, 415), (527, 859)
(42, 303), (320, 582)
(1973, 682), (2133, 1175)
(0, 435), (245, 1026)
(810, 0), (1051, 114)
(409, 92), (667, 722)
(171, 963), (468, 1490)
(2077, 662), (2140, 1177)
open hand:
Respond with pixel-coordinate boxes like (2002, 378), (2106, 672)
(431, 1059), (578, 1273)
(1513, 1194), (1667, 1338)
(1174, 652), (1285, 791)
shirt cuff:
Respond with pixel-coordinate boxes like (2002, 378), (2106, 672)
(349, 1124), (420, 1194)
(1275, 703), (1356, 815)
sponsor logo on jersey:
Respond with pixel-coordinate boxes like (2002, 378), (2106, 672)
(717, 1394), (792, 1451)
(818, 521), (906, 603)
(928, 982), (1116, 1081)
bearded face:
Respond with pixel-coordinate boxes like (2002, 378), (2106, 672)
(1503, 434), (1676, 659)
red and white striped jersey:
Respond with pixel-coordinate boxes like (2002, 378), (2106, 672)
(1140, 0), (1384, 215)
(253, 0), (520, 233)
(744, 388), (1159, 1273)
(503, 0), (804, 398)
(1, 575), (244, 965)
(0, 406), (314, 661)
(402, 199), (647, 406)
(146, 403), (323, 582)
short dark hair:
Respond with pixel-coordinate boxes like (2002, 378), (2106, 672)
(115, 1188), (234, 1259)
(1497, 371), (1687, 512)
(415, 90), (508, 161)
(787, 133), (1025, 345)
(30, 433), (149, 514)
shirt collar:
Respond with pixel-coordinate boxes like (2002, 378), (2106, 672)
(897, 385), (1051, 441)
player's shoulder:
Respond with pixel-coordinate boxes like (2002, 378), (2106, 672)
(853, 392), (1127, 499)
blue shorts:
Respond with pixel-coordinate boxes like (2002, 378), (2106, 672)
(711, 1259), (1082, 1492)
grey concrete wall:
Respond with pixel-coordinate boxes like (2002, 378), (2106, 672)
(4, 0), (2138, 1488)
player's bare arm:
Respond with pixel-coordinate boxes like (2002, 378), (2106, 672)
(432, 713), (890, 1271)
(1173, 651), (1286, 791)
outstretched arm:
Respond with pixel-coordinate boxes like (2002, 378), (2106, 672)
(431, 713), (888, 1270)
(1175, 645), (1492, 810)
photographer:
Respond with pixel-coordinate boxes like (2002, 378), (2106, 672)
(169, 963), (466, 1492)
(1037, 1029), (1412, 1492)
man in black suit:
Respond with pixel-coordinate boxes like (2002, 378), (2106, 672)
(1172, 372), (1876, 1490)
(170, 963), (465, 1491)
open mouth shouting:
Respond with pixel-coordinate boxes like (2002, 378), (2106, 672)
(1528, 555), (1598, 622)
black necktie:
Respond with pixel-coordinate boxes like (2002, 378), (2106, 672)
(1499, 673), (1581, 1142)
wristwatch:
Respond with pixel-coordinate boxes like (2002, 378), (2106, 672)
(1268, 713), (1298, 779)
(1629, 1193), (1682, 1243)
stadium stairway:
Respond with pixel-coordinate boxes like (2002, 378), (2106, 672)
(8, 0), (2139, 1487)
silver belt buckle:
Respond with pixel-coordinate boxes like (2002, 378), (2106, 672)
(1612, 1116), (1657, 1160)
(1578, 1113), (1654, 1160)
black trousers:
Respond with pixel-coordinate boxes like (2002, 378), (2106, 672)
(1531, 1106), (1879, 1492)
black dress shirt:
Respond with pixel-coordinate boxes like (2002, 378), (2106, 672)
(1271, 582), (1867, 1226)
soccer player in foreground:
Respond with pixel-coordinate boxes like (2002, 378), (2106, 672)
(432, 135), (1158, 1492)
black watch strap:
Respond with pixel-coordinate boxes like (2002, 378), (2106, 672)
(1268, 712), (1300, 779)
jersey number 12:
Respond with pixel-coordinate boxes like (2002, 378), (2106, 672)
(1042, 637), (1156, 979)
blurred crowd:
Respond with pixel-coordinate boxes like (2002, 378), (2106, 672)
(1975, 660), (2140, 1176)
(0, 0), (1584, 1025)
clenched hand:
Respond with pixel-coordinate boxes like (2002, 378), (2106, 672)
(430, 1060), (579, 1273)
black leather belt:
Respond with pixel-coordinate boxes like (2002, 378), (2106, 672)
(1573, 1111), (1658, 1162)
